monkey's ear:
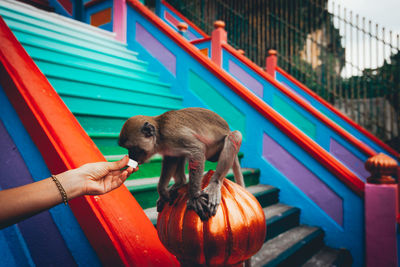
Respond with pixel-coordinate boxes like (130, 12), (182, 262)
(141, 122), (156, 137)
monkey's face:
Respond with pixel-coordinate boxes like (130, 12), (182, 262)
(118, 116), (157, 164)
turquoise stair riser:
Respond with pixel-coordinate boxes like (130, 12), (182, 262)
(0, 4), (127, 51)
(64, 97), (179, 119)
(10, 31), (149, 71)
(48, 77), (178, 100)
(48, 79), (182, 108)
(91, 138), (126, 155)
(75, 116), (127, 135)
(24, 43), (151, 74)
(120, 153), (247, 180)
(3, 18), (141, 62)
(37, 62), (171, 94)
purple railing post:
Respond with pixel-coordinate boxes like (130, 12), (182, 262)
(211, 20), (227, 67)
(113, 0), (127, 43)
(364, 153), (399, 267)
(265, 49), (277, 78)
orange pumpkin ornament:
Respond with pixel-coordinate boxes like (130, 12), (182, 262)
(157, 170), (266, 266)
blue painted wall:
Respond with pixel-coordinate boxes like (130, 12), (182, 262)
(0, 85), (101, 266)
(126, 5), (364, 266)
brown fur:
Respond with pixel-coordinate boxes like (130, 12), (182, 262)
(119, 107), (243, 220)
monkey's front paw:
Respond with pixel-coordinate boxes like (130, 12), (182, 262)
(168, 184), (184, 205)
(187, 193), (209, 221)
(156, 197), (168, 212)
(203, 183), (222, 217)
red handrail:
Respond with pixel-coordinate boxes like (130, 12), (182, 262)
(276, 66), (400, 158)
(222, 43), (377, 159)
(0, 16), (178, 266)
(127, 0), (365, 196)
(161, 0), (209, 38)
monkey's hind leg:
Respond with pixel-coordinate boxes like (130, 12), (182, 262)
(168, 157), (187, 205)
(157, 156), (178, 212)
(204, 130), (242, 217)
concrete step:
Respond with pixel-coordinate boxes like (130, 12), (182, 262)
(251, 225), (324, 267)
(301, 246), (353, 267)
(264, 203), (301, 241)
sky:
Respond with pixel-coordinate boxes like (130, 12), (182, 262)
(328, 0), (400, 35)
(327, 0), (400, 75)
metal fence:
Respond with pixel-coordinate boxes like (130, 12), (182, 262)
(160, 0), (400, 151)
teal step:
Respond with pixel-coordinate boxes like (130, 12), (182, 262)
(24, 44), (154, 79)
(62, 95), (180, 120)
(36, 61), (172, 95)
(9, 30), (149, 71)
(126, 168), (260, 210)
(2, 17), (138, 60)
(23, 41), (149, 74)
(49, 78), (182, 106)
(118, 152), (246, 179)
(0, 0), (128, 52)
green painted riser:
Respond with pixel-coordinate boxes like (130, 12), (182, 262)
(24, 42), (150, 75)
(128, 153), (246, 179)
(10, 30), (147, 71)
(49, 79), (182, 109)
(129, 169), (260, 209)
(6, 20), (141, 63)
(25, 45), (155, 79)
(50, 79), (182, 107)
(65, 97), (180, 118)
(0, 8), (130, 52)
(36, 61), (172, 94)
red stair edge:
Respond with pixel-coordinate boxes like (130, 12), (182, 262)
(0, 16), (178, 267)
(128, 0), (365, 196)
(276, 66), (399, 159)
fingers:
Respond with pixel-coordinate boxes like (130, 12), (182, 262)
(108, 155), (129, 171)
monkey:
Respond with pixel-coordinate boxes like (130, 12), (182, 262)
(118, 107), (244, 220)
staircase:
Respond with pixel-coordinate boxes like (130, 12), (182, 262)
(142, 163), (352, 266)
(0, 1), (352, 266)
(0, 0), (183, 162)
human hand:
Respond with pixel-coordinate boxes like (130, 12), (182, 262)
(57, 156), (137, 198)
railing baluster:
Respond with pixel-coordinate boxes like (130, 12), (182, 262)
(165, 0), (400, 151)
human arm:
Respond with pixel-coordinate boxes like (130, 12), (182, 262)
(0, 156), (135, 229)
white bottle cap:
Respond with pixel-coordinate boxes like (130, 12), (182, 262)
(128, 158), (138, 168)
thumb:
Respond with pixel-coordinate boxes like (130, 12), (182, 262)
(109, 155), (129, 171)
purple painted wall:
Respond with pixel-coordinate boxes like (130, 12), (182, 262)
(330, 138), (369, 181)
(262, 133), (344, 226)
(228, 60), (263, 98)
(135, 22), (176, 75)
(0, 121), (76, 266)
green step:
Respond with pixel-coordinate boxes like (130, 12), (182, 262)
(7, 23), (142, 65)
(0, 2), (129, 52)
(66, 97), (180, 122)
(24, 42), (149, 74)
(125, 167), (259, 209)
(49, 78), (182, 106)
(36, 61), (172, 95)
(11, 31), (150, 73)
(118, 153), (245, 179)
